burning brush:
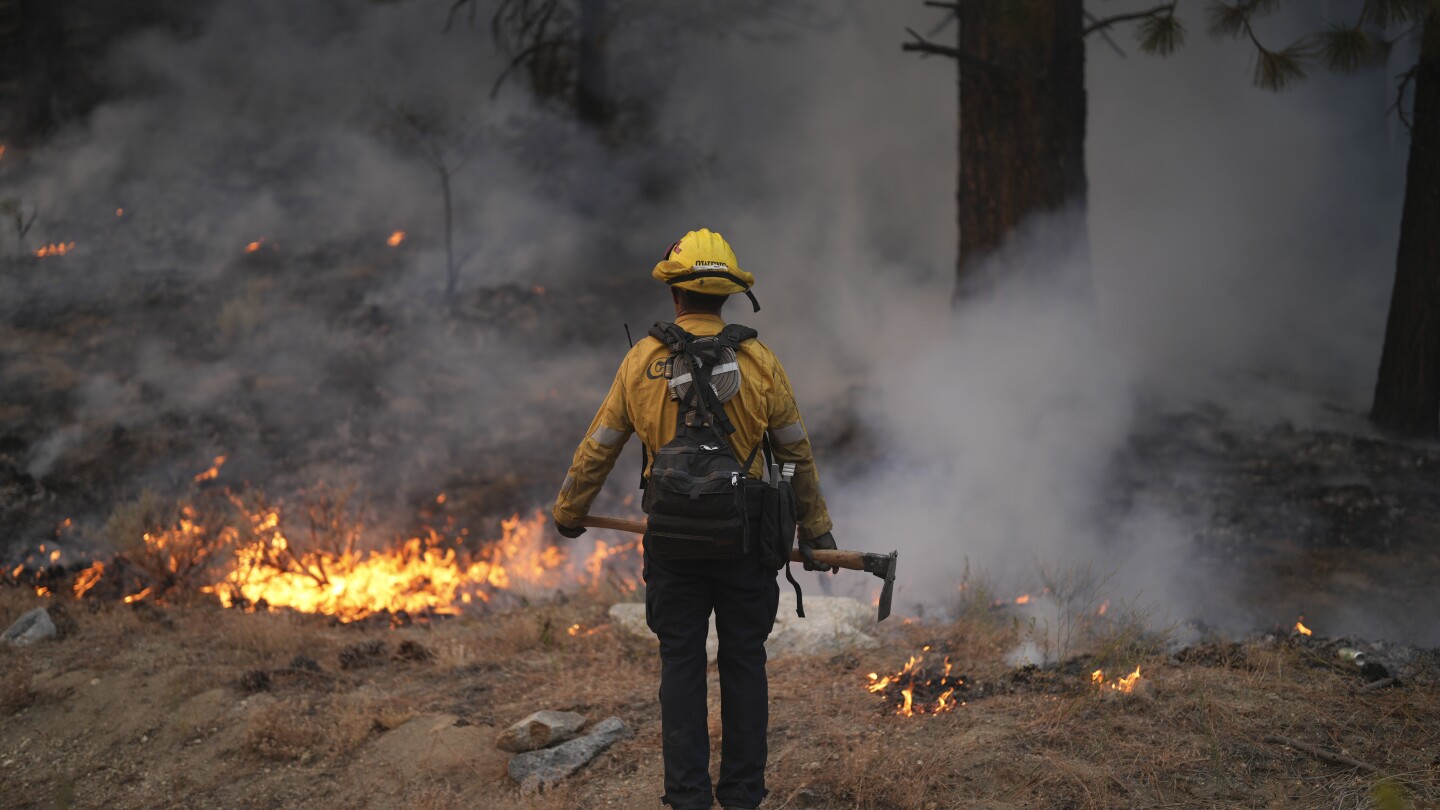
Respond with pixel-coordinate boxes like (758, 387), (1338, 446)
(866, 645), (968, 717)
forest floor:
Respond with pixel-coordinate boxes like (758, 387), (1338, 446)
(2, 584), (1438, 810)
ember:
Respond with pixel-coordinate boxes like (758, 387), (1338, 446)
(387, 230), (405, 247)
(866, 646), (967, 716)
(193, 455), (227, 483)
(34, 242), (76, 258)
(245, 239), (265, 253)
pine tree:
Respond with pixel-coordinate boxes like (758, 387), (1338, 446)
(1207, 0), (1440, 436)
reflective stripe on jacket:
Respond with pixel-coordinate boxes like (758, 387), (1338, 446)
(553, 312), (834, 540)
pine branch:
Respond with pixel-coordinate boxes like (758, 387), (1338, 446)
(1083, 4), (1178, 36)
(1084, 11), (1131, 57)
(1206, 0), (1314, 91)
(901, 27), (1001, 72)
(1314, 23), (1389, 72)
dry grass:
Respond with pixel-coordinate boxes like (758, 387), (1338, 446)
(209, 606), (321, 662)
(2, 593), (1436, 809)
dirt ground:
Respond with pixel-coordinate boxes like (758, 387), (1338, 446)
(2, 585), (1438, 810)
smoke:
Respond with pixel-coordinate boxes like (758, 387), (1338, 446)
(643, 2), (1411, 640)
(0, 1), (1420, 641)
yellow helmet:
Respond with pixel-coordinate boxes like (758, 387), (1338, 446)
(653, 228), (760, 312)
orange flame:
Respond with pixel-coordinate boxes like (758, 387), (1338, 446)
(245, 240), (264, 253)
(1097, 600), (1109, 616)
(865, 646), (964, 716)
(123, 586), (152, 604)
(1295, 618), (1312, 636)
(116, 208), (125, 217)
(193, 455), (227, 483)
(35, 242), (76, 258)
(73, 562), (105, 598)
(190, 506), (637, 622)
(387, 230), (405, 247)
(1014, 594), (1032, 605)
(1092, 666), (1143, 694)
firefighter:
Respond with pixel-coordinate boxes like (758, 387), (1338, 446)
(553, 228), (836, 810)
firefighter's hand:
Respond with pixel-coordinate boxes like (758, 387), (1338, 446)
(554, 518), (586, 539)
(799, 531), (839, 573)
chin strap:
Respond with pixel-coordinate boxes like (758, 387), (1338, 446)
(665, 270), (761, 312)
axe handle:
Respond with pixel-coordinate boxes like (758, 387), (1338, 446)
(578, 515), (868, 572)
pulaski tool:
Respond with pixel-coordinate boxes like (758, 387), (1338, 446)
(578, 515), (900, 622)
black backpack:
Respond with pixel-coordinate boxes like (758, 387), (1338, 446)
(640, 321), (807, 614)
(641, 322), (761, 560)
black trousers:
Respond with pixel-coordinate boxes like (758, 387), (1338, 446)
(644, 548), (780, 810)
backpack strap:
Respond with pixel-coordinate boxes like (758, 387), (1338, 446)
(784, 562), (805, 618)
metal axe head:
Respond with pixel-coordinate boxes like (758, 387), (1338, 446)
(861, 550), (899, 622)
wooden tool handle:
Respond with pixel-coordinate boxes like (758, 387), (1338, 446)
(581, 515), (647, 534)
(578, 515), (866, 571)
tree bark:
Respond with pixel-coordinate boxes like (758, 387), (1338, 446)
(1370, 15), (1440, 437)
(1, 0), (66, 145)
(954, 1), (1089, 298)
(575, 0), (610, 127)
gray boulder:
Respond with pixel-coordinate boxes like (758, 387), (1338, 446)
(508, 716), (632, 791)
(608, 593), (878, 661)
(495, 710), (587, 753)
(2, 607), (58, 647)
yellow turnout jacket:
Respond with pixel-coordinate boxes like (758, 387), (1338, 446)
(553, 313), (834, 540)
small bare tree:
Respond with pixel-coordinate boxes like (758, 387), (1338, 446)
(377, 103), (479, 300)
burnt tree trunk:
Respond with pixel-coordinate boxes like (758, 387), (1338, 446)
(575, 0), (610, 127)
(1371, 16), (1440, 437)
(0, 0), (65, 145)
(954, 1), (1088, 298)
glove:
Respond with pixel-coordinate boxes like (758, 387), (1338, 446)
(554, 518), (586, 539)
(799, 531), (839, 573)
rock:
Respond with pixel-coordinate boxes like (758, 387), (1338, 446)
(2, 607), (58, 647)
(609, 602), (720, 662)
(767, 594), (880, 657)
(495, 710), (587, 753)
(608, 594), (878, 661)
(508, 716), (632, 791)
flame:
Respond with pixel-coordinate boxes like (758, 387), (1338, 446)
(1097, 600), (1109, 616)
(124, 586), (152, 604)
(48, 550), (60, 563)
(1092, 666), (1143, 694)
(193, 506), (635, 622)
(116, 208), (125, 217)
(194, 455), (227, 483)
(387, 230), (406, 247)
(435, 492), (446, 505)
(35, 586), (51, 597)
(1295, 618), (1312, 636)
(1014, 594), (1032, 605)
(35, 242), (76, 258)
(245, 240), (264, 253)
(73, 562), (105, 598)
(865, 648), (964, 716)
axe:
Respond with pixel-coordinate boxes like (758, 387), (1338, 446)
(578, 515), (900, 622)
